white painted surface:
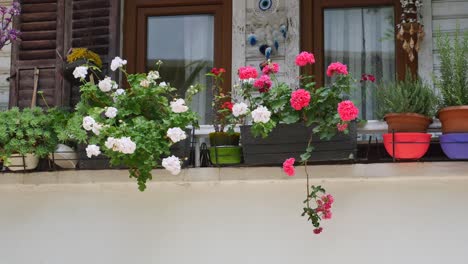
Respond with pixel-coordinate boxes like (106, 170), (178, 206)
(1, 163), (468, 263)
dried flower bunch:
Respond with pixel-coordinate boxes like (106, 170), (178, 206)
(397, 0), (425, 62)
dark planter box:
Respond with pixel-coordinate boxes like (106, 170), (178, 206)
(240, 123), (357, 165)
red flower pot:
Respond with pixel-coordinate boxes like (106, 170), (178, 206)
(383, 133), (431, 160)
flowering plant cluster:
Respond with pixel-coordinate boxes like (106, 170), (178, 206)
(234, 52), (358, 141)
(65, 57), (199, 190)
(231, 51), (360, 233)
(0, 1), (20, 50)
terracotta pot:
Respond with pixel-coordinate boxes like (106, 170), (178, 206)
(384, 113), (432, 133)
(438, 106), (468, 134)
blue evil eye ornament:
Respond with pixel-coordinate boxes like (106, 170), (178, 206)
(259, 44), (273, 59)
(274, 39), (279, 51)
(259, 0), (273, 11)
(255, 0), (277, 14)
(280, 24), (287, 38)
(247, 33), (257, 46)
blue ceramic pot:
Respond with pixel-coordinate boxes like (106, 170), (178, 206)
(440, 133), (468, 159)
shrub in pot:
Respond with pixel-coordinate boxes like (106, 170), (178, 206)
(434, 27), (468, 159)
(376, 74), (437, 159)
(0, 107), (58, 171)
(64, 58), (200, 190)
(376, 73), (437, 133)
(434, 26), (468, 133)
(205, 67), (242, 165)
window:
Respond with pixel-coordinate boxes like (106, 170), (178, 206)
(124, 0), (232, 124)
(301, 0), (417, 119)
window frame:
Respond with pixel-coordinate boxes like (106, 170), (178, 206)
(123, 0), (232, 91)
(300, 0), (417, 88)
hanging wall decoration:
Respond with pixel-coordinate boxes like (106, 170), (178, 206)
(246, 0), (288, 62)
(397, 0), (424, 62)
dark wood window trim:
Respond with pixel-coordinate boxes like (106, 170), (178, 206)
(123, 0), (232, 90)
(300, 0), (417, 88)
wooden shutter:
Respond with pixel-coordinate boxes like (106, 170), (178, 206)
(9, 0), (120, 108)
(9, 0), (65, 108)
(65, 0), (120, 106)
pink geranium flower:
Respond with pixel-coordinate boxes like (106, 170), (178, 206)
(326, 62), (348, 77)
(337, 123), (348, 132)
(295, 51), (315, 67)
(262, 62), (280, 75)
(238, 66), (258, 80)
(290, 89), (311, 111)
(313, 227), (323, 234)
(337, 100), (359, 121)
(282, 158), (295, 176)
(253, 75), (272, 93)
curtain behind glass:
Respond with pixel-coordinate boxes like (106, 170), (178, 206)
(324, 7), (395, 120)
(147, 15), (214, 124)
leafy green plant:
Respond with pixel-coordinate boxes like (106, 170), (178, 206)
(66, 58), (199, 191)
(376, 73), (437, 119)
(434, 25), (468, 107)
(0, 107), (59, 162)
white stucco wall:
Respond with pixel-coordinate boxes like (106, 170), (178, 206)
(1, 163), (468, 264)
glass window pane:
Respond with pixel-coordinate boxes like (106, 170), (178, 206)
(324, 7), (395, 120)
(147, 15), (214, 124)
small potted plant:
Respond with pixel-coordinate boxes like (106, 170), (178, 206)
(434, 26), (468, 159)
(66, 57), (200, 191)
(376, 74), (437, 159)
(0, 107), (58, 171)
(206, 67), (242, 165)
(235, 54), (359, 165)
(64, 48), (103, 81)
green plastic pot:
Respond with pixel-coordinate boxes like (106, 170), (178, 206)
(209, 132), (240, 146)
(209, 146), (242, 165)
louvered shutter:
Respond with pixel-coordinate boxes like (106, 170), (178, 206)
(9, 0), (65, 108)
(9, 0), (120, 108)
(66, 0), (120, 106)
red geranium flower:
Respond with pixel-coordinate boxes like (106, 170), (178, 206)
(290, 89), (311, 111)
(327, 62), (348, 77)
(221, 101), (233, 111)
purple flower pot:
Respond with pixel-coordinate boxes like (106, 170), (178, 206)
(440, 133), (468, 159)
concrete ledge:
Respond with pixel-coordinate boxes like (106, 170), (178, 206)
(1, 162), (468, 186)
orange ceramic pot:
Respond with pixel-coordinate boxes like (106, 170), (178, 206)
(384, 113), (433, 133)
(438, 106), (468, 134)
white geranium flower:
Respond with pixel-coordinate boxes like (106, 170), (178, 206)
(105, 137), (117, 150)
(162, 155), (181, 175)
(251, 106), (271, 123)
(147, 71), (160, 82)
(82, 116), (96, 131)
(167, 127), (187, 143)
(232, 102), (248, 117)
(98, 77), (117, 92)
(114, 89), (125, 97)
(85, 145), (101, 158)
(110, 56), (127, 71)
(73, 66), (88, 79)
(91, 122), (103, 135)
(105, 107), (118, 119)
(241, 78), (255, 85)
(170, 99), (189, 113)
(159, 81), (167, 87)
(104, 137), (136, 154)
(118, 137), (136, 154)
(140, 79), (150, 88)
